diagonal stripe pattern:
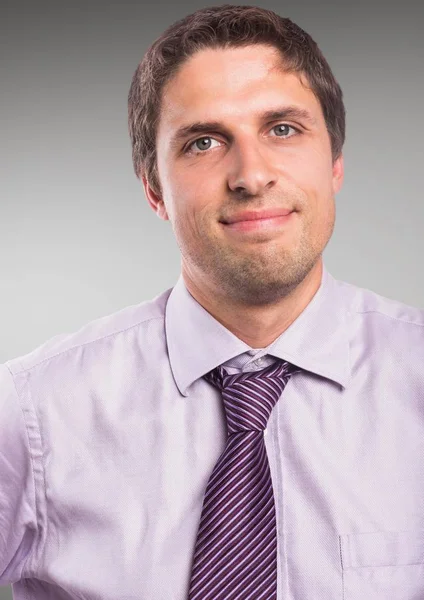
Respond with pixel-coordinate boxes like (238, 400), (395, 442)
(187, 359), (301, 600)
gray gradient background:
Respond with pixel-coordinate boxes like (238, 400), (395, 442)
(1, 0), (423, 597)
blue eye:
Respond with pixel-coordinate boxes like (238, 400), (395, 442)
(272, 124), (294, 137)
(193, 138), (217, 152)
(186, 137), (221, 154)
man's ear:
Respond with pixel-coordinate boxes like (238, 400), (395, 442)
(332, 153), (344, 195)
(141, 175), (169, 221)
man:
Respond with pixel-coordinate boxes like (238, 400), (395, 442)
(1, 4), (423, 600)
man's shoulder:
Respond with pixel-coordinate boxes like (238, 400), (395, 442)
(337, 276), (424, 348)
(6, 286), (173, 377)
(339, 277), (424, 324)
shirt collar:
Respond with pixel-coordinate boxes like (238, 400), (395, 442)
(165, 263), (351, 396)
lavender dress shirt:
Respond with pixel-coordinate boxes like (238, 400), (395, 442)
(1, 264), (424, 599)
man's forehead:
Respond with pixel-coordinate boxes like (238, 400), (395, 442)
(159, 50), (318, 128)
(162, 45), (295, 103)
(177, 44), (283, 79)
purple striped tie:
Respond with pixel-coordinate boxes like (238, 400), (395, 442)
(187, 359), (301, 600)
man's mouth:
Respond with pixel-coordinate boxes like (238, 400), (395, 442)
(220, 211), (295, 233)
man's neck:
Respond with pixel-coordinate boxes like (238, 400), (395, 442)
(182, 260), (323, 348)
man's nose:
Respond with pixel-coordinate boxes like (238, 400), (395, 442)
(226, 139), (278, 196)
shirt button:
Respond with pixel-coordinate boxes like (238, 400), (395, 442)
(255, 357), (264, 366)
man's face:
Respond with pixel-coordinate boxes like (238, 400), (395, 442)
(144, 44), (344, 306)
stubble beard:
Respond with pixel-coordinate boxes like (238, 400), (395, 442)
(186, 218), (329, 306)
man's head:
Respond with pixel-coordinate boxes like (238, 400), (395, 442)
(128, 5), (345, 307)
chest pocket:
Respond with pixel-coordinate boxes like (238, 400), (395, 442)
(339, 530), (424, 599)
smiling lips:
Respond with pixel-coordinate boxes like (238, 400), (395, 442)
(222, 208), (293, 224)
(221, 208), (295, 232)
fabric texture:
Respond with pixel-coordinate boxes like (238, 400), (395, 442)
(1, 263), (424, 599)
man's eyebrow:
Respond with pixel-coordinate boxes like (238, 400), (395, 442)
(169, 106), (317, 150)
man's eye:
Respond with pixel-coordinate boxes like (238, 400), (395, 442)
(271, 123), (298, 138)
(184, 123), (299, 155)
(186, 137), (221, 154)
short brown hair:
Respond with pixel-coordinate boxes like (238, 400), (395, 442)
(128, 4), (346, 196)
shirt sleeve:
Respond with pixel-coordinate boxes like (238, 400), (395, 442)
(0, 362), (38, 584)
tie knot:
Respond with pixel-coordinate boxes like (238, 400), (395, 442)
(204, 359), (300, 433)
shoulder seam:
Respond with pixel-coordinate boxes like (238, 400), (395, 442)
(15, 315), (164, 374)
(356, 309), (424, 327)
